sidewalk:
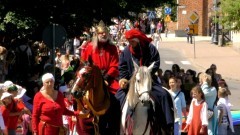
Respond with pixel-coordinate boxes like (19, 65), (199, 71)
(160, 33), (240, 81)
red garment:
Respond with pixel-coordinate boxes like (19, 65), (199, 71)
(125, 29), (153, 66)
(81, 41), (119, 94)
(125, 29), (152, 46)
(80, 41), (91, 56)
(63, 98), (75, 131)
(76, 117), (95, 135)
(32, 91), (76, 135)
(38, 121), (60, 135)
(188, 101), (207, 135)
(1, 98), (25, 130)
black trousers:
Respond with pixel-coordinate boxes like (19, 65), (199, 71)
(187, 34), (193, 44)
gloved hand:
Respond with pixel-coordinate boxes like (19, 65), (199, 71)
(103, 74), (111, 86)
(119, 78), (128, 89)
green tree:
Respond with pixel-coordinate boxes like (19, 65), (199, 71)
(0, 11), (37, 38)
(0, 0), (175, 40)
(220, 0), (240, 31)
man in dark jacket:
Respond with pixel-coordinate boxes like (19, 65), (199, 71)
(116, 29), (174, 135)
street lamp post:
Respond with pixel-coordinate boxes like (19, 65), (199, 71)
(214, 21), (219, 45)
(213, 0), (221, 45)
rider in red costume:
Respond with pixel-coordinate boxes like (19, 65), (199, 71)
(80, 20), (120, 135)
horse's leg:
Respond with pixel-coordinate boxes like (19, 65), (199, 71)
(121, 100), (128, 134)
(92, 116), (100, 135)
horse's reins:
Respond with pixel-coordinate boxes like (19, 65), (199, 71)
(137, 90), (150, 99)
(71, 67), (94, 114)
(76, 69), (93, 95)
(127, 99), (153, 135)
(133, 77), (154, 134)
(76, 67), (101, 135)
(128, 78), (154, 134)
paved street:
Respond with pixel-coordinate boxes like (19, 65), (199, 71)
(160, 34), (240, 81)
(158, 33), (240, 134)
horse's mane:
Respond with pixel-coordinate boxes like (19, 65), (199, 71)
(127, 66), (153, 108)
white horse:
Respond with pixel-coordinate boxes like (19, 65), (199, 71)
(121, 61), (155, 135)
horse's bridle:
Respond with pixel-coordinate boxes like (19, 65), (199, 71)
(135, 77), (151, 100)
(136, 89), (150, 98)
(72, 67), (93, 99)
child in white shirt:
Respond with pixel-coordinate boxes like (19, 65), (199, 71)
(217, 87), (234, 135)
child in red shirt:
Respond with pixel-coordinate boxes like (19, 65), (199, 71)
(62, 89), (77, 135)
(0, 91), (27, 135)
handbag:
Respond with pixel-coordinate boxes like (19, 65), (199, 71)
(207, 109), (214, 119)
(207, 103), (215, 119)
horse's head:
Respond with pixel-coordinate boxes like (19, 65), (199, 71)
(127, 61), (155, 108)
(70, 58), (94, 99)
(135, 67), (152, 102)
(70, 57), (110, 117)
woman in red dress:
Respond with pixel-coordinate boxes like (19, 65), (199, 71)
(183, 86), (208, 135)
(32, 73), (79, 135)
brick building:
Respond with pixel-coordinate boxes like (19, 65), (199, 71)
(170, 0), (214, 36)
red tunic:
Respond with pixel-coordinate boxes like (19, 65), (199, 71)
(81, 42), (120, 94)
(188, 101), (207, 135)
(32, 91), (76, 135)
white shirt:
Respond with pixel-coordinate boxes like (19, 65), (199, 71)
(55, 56), (62, 68)
(73, 38), (80, 47)
(217, 98), (234, 132)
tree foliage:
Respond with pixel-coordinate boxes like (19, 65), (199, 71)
(220, 0), (240, 31)
(1, 11), (37, 38)
(0, 0), (174, 40)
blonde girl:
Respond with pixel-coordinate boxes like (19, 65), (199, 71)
(183, 86), (208, 135)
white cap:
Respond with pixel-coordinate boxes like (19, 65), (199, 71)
(42, 73), (55, 82)
(3, 81), (13, 88)
(1, 92), (12, 100)
(14, 85), (26, 99)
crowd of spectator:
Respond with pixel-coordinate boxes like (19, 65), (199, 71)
(157, 63), (234, 135)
